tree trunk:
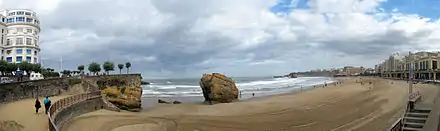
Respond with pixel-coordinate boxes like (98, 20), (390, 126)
(119, 69), (122, 74)
(126, 68), (129, 74)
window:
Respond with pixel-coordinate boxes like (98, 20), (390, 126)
(16, 48), (22, 54)
(26, 56), (31, 61)
(26, 38), (32, 45)
(9, 12), (15, 16)
(424, 61), (427, 69)
(16, 17), (25, 22)
(433, 60), (438, 70)
(7, 18), (14, 23)
(34, 39), (37, 46)
(34, 50), (37, 55)
(17, 12), (24, 15)
(16, 56), (22, 63)
(26, 18), (33, 22)
(16, 38), (23, 45)
(6, 50), (11, 55)
(26, 49), (31, 54)
(25, 12), (31, 16)
(26, 28), (32, 33)
(6, 39), (11, 46)
(1, 18), (4, 22)
(17, 28), (23, 32)
(6, 57), (12, 62)
(34, 58), (37, 63)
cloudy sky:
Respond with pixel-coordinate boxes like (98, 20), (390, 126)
(1, 0), (439, 78)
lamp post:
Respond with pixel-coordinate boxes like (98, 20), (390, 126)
(408, 51), (415, 110)
(409, 51), (414, 96)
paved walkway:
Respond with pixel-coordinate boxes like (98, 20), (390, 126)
(0, 96), (69, 131)
(410, 83), (440, 131)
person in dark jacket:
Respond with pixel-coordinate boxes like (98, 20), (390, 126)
(43, 96), (51, 114)
(34, 98), (41, 114)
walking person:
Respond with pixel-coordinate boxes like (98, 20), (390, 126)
(43, 96), (51, 114)
(34, 98), (41, 114)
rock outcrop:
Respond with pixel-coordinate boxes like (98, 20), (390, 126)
(99, 76), (142, 112)
(157, 99), (182, 104)
(199, 73), (239, 103)
(102, 86), (142, 111)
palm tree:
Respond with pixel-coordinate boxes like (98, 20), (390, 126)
(117, 64), (124, 74)
(125, 62), (131, 74)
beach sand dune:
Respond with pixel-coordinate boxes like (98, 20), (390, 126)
(62, 78), (413, 131)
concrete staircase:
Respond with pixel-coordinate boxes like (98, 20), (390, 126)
(402, 109), (431, 131)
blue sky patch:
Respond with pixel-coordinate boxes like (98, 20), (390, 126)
(270, 0), (440, 20)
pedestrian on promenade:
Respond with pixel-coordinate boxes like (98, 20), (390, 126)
(43, 96), (51, 114)
(34, 98), (41, 114)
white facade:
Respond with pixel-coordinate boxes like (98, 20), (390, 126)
(0, 9), (40, 64)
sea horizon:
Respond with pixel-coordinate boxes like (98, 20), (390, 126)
(141, 76), (335, 102)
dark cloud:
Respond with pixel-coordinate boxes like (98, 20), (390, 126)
(1, 0), (439, 78)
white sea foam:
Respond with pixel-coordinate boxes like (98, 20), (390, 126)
(142, 77), (334, 97)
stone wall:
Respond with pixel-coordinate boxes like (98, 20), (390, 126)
(101, 95), (121, 112)
(55, 97), (104, 131)
(0, 78), (92, 104)
(0, 74), (142, 104)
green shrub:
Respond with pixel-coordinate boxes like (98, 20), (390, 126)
(101, 87), (122, 98)
(67, 78), (82, 85)
(119, 86), (126, 94)
(96, 77), (127, 90)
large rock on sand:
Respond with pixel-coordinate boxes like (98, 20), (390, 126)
(199, 73), (239, 103)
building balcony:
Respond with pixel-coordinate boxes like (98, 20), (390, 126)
(6, 21), (40, 30)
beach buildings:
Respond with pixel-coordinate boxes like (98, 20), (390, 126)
(375, 51), (440, 80)
(0, 9), (40, 64)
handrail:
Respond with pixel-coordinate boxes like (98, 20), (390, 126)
(388, 90), (420, 131)
(47, 91), (101, 131)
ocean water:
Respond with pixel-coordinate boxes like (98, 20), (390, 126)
(142, 77), (335, 101)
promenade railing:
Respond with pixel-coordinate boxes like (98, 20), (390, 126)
(388, 90), (421, 131)
(47, 91), (101, 131)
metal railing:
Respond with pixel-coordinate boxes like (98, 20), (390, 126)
(47, 91), (101, 131)
(388, 91), (421, 131)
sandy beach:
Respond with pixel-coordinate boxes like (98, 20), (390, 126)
(0, 95), (70, 131)
(59, 78), (431, 131)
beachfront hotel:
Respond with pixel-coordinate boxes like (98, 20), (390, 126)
(0, 9), (40, 64)
(375, 51), (440, 80)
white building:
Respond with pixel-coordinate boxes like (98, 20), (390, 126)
(0, 9), (40, 64)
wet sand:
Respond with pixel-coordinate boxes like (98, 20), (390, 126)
(62, 78), (414, 131)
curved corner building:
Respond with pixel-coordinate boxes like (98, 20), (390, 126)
(0, 9), (40, 64)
